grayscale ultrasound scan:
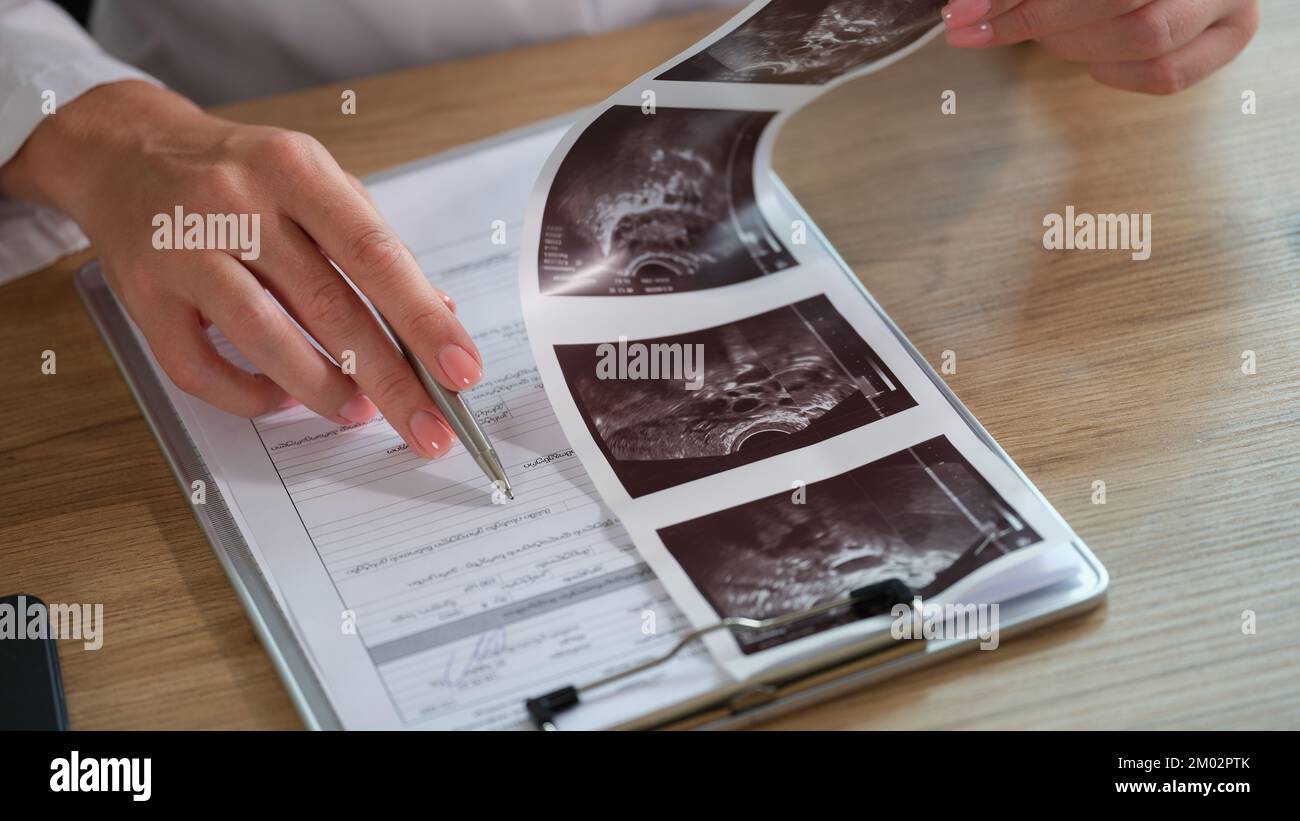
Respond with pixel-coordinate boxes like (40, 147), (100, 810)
(554, 295), (916, 496)
(658, 435), (1042, 653)
(658, 0), (945, 85)
(538, 105), (797, 296)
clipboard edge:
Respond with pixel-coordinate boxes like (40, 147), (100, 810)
(75, 261), (343, 731)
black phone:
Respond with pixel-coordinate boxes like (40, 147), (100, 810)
(0, 594), (70, 730)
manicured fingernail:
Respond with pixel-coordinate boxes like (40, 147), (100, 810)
(437, 344), (483, 389)
(946, 21), (994, 47)
(434, 288), (456, 312)
(941, 0), (991, 30)
(409, 410), (456, 458)
(336, 394), (377, 424)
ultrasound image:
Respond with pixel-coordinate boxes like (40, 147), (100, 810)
(658, 0), (945, 85)
(658, 436), (1042, 654)
(538, 106), (797, 296)
(554, 295), (915, 497)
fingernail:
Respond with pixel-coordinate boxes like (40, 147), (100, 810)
(437, 344), (483, 389)
(941, 0), (991, 30)
(409, 410), (456, 458)
(336, 394), (377, 424)
(278, 394), (299, 409)
(434, 288), (456, 312)
(946, 21), (994, 47)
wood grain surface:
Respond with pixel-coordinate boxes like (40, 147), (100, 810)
(1, 5), (1296, 730)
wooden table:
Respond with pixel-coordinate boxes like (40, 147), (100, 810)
(2, 6), (1297, 730)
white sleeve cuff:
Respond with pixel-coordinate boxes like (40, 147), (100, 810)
(0, 0), (163, 282)
(0, 53), (159, 284)
(0, 0), (164, 168)
(0, 198), (88, 286)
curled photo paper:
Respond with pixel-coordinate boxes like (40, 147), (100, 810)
(520, 0), (1085, 679)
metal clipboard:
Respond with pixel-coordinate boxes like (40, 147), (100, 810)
(75, 114), (1108, 731)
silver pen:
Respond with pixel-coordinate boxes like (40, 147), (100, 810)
(374, 313), (514, 500)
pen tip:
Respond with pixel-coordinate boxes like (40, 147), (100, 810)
(506, 489), (515, 500)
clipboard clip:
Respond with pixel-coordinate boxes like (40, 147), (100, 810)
(524, 577), (918, 731)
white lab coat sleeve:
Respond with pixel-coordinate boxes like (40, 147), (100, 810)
(0, 0), (159, 283)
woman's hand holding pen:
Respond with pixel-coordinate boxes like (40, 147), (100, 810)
(0, 80), (480, 459)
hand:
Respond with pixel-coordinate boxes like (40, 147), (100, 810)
(941, 0), (1260, 94)
(0, 80), (477, 458)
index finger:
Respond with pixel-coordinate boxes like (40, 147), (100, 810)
(284, 147), (483, 392)
(944, 0), (1152, 45)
